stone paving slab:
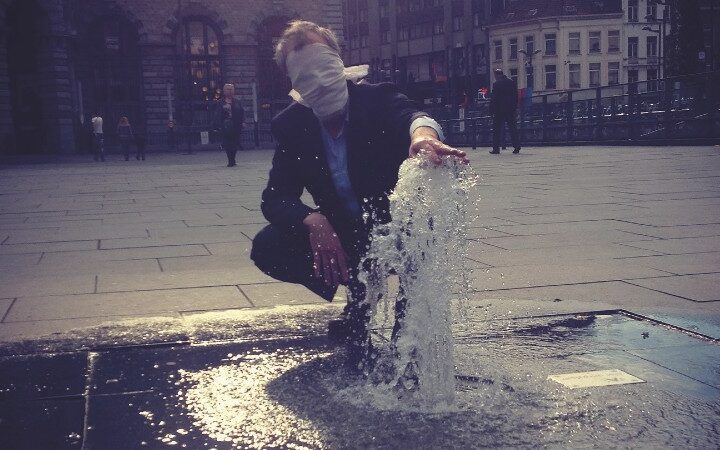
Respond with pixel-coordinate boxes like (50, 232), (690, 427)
(626, 273), (720, 302)
(5, 286), (251, 322)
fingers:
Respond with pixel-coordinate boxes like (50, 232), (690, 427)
(310, 237), (322, 279)
(411, 138), (470, 165)
(319, 251), (332, 286)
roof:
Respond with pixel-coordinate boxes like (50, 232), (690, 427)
(491, 0), (623, 24)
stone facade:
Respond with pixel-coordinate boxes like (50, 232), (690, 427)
(0, 0), (344, 154)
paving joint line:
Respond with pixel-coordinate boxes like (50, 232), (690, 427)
(235, 285), (256, 307)
(1, 298), (17, 323)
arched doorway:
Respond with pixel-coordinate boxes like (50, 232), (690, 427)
(254, 16), (292, 126)
(74, 13), (142, 146)
(6, 0), (46, 153)
(174, 18), (224, 131)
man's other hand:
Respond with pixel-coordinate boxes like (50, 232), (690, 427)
(303, 212), (350, 287)
(409, 126), (469, 165)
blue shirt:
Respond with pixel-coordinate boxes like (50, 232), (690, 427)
(320, 123), (363, 218)
(318, 115), (445, 219)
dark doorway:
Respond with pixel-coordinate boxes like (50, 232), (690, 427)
(6, 0), (46, 153)
(74, 14), (142, 146)
(174, 18), (224, 131)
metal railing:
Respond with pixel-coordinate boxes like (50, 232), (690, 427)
(435, 71), (720, 147)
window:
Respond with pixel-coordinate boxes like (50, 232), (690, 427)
(473, 44), (486, 74)
(589, 31), (601, 53)
(398, 25), (408, 40)
(526, 66), (534, 90)
(509, 67), (518, 82)
(545, 64), (556, 89)
(568, 63), (581, 88)
(473, 12), (482, 27)
(453, 47), (466, 75)
(381, 29), (391, 43)
(472, 0), (485, 28)
(569, 32), (581, 54)
(647, 68), (658, 91)
(397, 0), (407, 14)
(494, 40), (502, 61)
(409, 0), (421, 12)
(608, 30), (620, 52)
(628, 0), (638, 22)
(628, 69), (639, 93)
(608, 62), (620, 85)
(379, 0), (389, 18)
(628, 37), (638, 59)
(360, 35), (368, 48)
(647, 35), (658, 57)
(176, 19), (222, 105)
(589, 63), (601, 87)
(433, 17), (444, 35)
(545, 33), (556, 55)
(452, 16), (463, 32)
(646, 2), (657, 21)
(509, 38), (518, 60)
(525, 35), (535, 55)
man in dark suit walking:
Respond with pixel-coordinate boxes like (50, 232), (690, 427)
(489, 68), (521, 154)
(250, 20), (468, 369)
(213, 83), (245, 167)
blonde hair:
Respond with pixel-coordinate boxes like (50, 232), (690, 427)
(273, 20), (341, 74)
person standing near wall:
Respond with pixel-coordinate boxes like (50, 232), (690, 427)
(91, 112), (105, 162)
(135, 125), (146, 161)
(167, 120), (178, 153)
(213, 83), (245, 167)
(117, 116), (134, 161)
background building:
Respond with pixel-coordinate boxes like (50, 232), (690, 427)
(489, 1), (624, 95)
(0, 0), (343, 155)
(343, 0), (492, 108)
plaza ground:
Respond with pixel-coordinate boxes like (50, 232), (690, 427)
(1, 145), (719, 339)
(1, 146), (719, 448)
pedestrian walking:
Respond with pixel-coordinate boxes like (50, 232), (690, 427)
(167, 120), (178, 153)
(91, 112), (105, 161)
(135, 126), (146, 161)
(117, 116), (134, 161)
(249, 21), (468, 372)
(489, 68), (521, 154)
(212, 83), (244, 167)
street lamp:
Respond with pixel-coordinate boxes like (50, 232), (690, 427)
(642, 2), (669, 78)
(518, 49), (542, 90)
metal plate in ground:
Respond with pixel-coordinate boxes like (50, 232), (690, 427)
(548, 369), (645, 389)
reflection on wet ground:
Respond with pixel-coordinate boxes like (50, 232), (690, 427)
(0, 304), (718, 449)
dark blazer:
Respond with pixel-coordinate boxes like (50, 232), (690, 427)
(490, 76), (518, 115)
(212, 99), (245, 135)
(261, 81), (428, 242)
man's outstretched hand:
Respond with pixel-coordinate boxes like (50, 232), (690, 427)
(303, 212), (350, 288)
(409, 126), (469, 165)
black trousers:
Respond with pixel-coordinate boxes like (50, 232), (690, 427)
(251, 223), (372, 357)
(222, 132), (240, 165)
(493, 112), (520, 151)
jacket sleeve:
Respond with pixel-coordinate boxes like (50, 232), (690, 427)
(375, 83), (428, 157)
(260, 123), (314, 230)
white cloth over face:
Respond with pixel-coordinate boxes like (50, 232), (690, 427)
(286, 43), (368, 120)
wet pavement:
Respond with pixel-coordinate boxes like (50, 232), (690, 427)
(1, 303), (718, 449)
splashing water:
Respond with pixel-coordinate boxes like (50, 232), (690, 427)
(358, 154), (479, 409)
